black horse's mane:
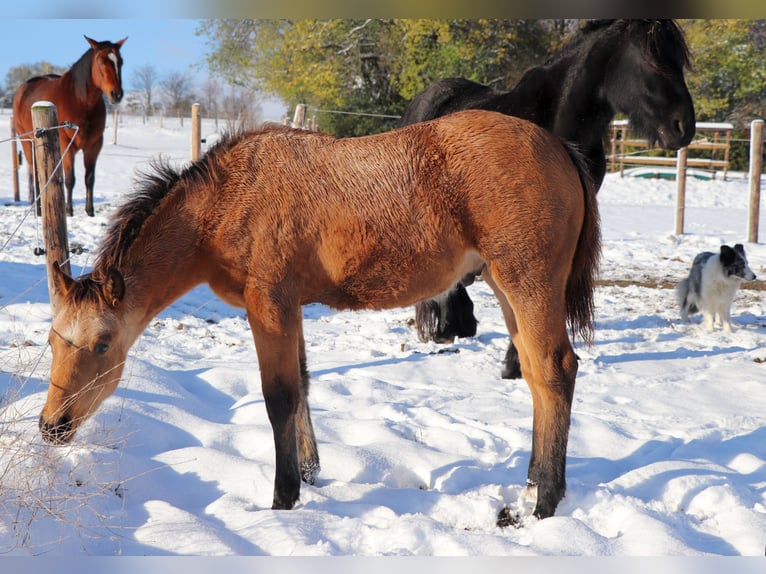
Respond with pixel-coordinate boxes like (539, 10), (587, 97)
(551, 19), (691, 70)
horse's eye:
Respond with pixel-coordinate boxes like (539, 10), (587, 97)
(93, 343), (109, 355)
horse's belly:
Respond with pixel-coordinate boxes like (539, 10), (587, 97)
(316, 249), (484, 311)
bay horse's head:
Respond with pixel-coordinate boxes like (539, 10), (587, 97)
(40, 262), (130, 444)
(598, 19), (695, 149)
(85, 35), (127, 105)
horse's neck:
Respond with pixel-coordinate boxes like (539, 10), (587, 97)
(110, 207), (208, 330)
(62, 58), (101, 107)
(518, 57), (614, 141)
(500, 51), (614, 186)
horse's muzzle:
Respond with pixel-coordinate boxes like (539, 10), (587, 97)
(39, 412), (74, 445)
(110, 90), (124, 105)
(660, 110), (696, 150)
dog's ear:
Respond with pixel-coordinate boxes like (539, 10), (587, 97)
(733, 243), (745, 256)
(720, 245), (736, 265)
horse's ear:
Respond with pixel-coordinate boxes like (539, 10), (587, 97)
(84, 35), (99, 50)
(50, 261), (75, 298)
(101, 269), (125, 308)
(116, 37), (127, 48)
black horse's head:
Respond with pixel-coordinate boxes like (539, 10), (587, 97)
(598, 19), (695, 149)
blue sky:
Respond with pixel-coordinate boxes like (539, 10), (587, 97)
(1, 19), (210, 90)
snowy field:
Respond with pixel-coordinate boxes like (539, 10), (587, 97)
(0, 111), (765, 557)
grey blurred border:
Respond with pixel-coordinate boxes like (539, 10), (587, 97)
(3, 557), (766, 574)
(6, 0), (766, 18)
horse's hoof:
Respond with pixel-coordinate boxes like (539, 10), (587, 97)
(501, 364), (522, 379)
(300, 460), (320, 485)
(496, 506), (522, 528)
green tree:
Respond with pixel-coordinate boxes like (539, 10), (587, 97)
(682, 19), (766, 126)
(198, 19), (565, 136)
(681, 19), (766, 171)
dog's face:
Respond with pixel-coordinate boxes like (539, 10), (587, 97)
(720, 244), (757, 282)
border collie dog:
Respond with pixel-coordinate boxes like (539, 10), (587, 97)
(676, 243), (756, 332)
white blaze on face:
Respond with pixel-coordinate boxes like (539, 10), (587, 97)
(107, 52), (120, 83)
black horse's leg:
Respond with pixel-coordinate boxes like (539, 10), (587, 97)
(415, 281), (478, 344)
(501, 340), (523, 379)
(445, 280), (478, 339)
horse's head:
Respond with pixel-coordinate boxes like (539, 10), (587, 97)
(39, 262), (130, 444)
(85, 35), (127, 105)
(602, 20), (695, 150)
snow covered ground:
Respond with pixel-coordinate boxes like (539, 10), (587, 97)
(0, 111), (764, 556)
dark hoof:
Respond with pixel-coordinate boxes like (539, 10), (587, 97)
(271, 497), (297, 510)
(501, 362), (522, 380)
(496, 506), (522, 528)
(501, 342), (522, 379)
(300, 460), (320, 485)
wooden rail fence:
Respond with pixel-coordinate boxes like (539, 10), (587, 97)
(609, 119), (734, 180)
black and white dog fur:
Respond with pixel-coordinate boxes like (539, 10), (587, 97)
(676, 243), (756, 332)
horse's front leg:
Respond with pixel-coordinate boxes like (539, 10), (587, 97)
(61, 149), (76, 217)
(83, 142), (101, 217)
(249, 308), (306, 510)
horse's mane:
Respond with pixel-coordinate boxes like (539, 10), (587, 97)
(94, 130), (258, 276)
(552, 19), (691, 70)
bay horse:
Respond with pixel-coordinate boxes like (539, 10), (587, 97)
(401, 19), (695, 378)
(39, 110), (600, 523)
(13, 36), (127, 217)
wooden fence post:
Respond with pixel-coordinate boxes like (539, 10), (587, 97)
(675, 146), (688, 235)
(31, 102), (71, 314)
(191, 103), (201, 161)
(112, 108), (119, 145)
(10, 116), (20, 202)
(748, 119), (764, 244)
(292, 104), (307, 129)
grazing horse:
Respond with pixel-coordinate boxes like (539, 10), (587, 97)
(13, 36), (126, 217)
(39, 110), (600, 522)
(401, 19), (695, 378)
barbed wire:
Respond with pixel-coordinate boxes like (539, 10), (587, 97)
(308, 108), (402, 120)
(0, 123), (81, 258)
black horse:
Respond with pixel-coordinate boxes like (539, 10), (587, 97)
(401, 19), (696, 379)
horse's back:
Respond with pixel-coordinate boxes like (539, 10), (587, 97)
(12, 74), (65, 132)
(400, 78), (500, 125)
(430, 110), (585, 199)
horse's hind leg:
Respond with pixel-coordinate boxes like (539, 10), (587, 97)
(297, 322), (320, 484)
(484, 267), (577, 520)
